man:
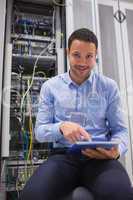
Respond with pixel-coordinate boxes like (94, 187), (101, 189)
(20, 28), (133, 200)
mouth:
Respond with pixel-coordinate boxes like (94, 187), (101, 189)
(76, 66), (89, 72)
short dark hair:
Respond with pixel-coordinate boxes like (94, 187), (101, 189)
(68, 28), (98, 50)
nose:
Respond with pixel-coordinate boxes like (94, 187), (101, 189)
(79, 57), (88, 66)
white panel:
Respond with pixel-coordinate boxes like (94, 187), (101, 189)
(65, 0), (74, 43)
(2, 44), (12, 157)
(0, 0), (6, 143)
(98, 4), (119, 83)
(73, 0), (93, 30)
(121, 5), (133, 182)
(57, 48), (65, 74)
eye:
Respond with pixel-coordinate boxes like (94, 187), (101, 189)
(72, 52), (80, 59)
(86, 54), (94, 59)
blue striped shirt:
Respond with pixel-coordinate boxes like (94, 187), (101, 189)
(35, 71), (128, 156)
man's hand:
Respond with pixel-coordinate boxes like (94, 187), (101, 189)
(59, 121), (90, 143)
(82, 147), (120, 160)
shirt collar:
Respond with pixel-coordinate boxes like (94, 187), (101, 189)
(62, 70), (94, 87)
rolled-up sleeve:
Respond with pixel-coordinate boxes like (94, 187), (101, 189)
(106, 81), (128, 156)
(35, 81), (63, 143)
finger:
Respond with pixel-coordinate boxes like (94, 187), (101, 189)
(96, 148), (116, 159)
(67, 136), (75, 144)
(111, 147), (119, 153)
(96, 147), (110, 154)
(88, 149), (109, 159)
(82, 149), (94, 158)
(75, 133), (82, 141)
(110, 148), (120, 159)
(71, 135), (78, 143)
(84, 149), (103, 157)
(79, 128), (90, 140)
(82, 149), (106, 159)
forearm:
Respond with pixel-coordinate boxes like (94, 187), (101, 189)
(35, 122), (64, 143)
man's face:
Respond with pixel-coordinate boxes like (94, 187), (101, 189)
(67, 39), (97, 85)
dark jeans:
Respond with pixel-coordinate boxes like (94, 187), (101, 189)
(20, 154), (133, 200)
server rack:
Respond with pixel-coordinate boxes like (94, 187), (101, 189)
(1, 0), (66, 199)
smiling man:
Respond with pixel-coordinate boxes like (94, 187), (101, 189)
(68, 39), (96, 85)
(20, 28), (133, 200)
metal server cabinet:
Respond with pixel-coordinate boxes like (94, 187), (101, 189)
(1, 0), (66, 199)
(0, 2), (7, 200)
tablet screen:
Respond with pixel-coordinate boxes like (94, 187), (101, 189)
(68, 141), (119, 153)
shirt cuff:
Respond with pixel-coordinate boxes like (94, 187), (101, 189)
(51, 121), (64, 141)
(35, 122), (64, 143)
(118, 143), (128, 157)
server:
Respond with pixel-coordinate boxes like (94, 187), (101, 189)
(1, 0), (66, 199)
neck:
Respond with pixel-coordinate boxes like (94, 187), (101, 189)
(69, 71), (91, 85)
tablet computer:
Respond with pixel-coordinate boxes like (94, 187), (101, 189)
(68, 141), (119, 153)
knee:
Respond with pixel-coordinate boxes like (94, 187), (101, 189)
(72, 187), (94, 200)
(96, 180), (133, 199)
